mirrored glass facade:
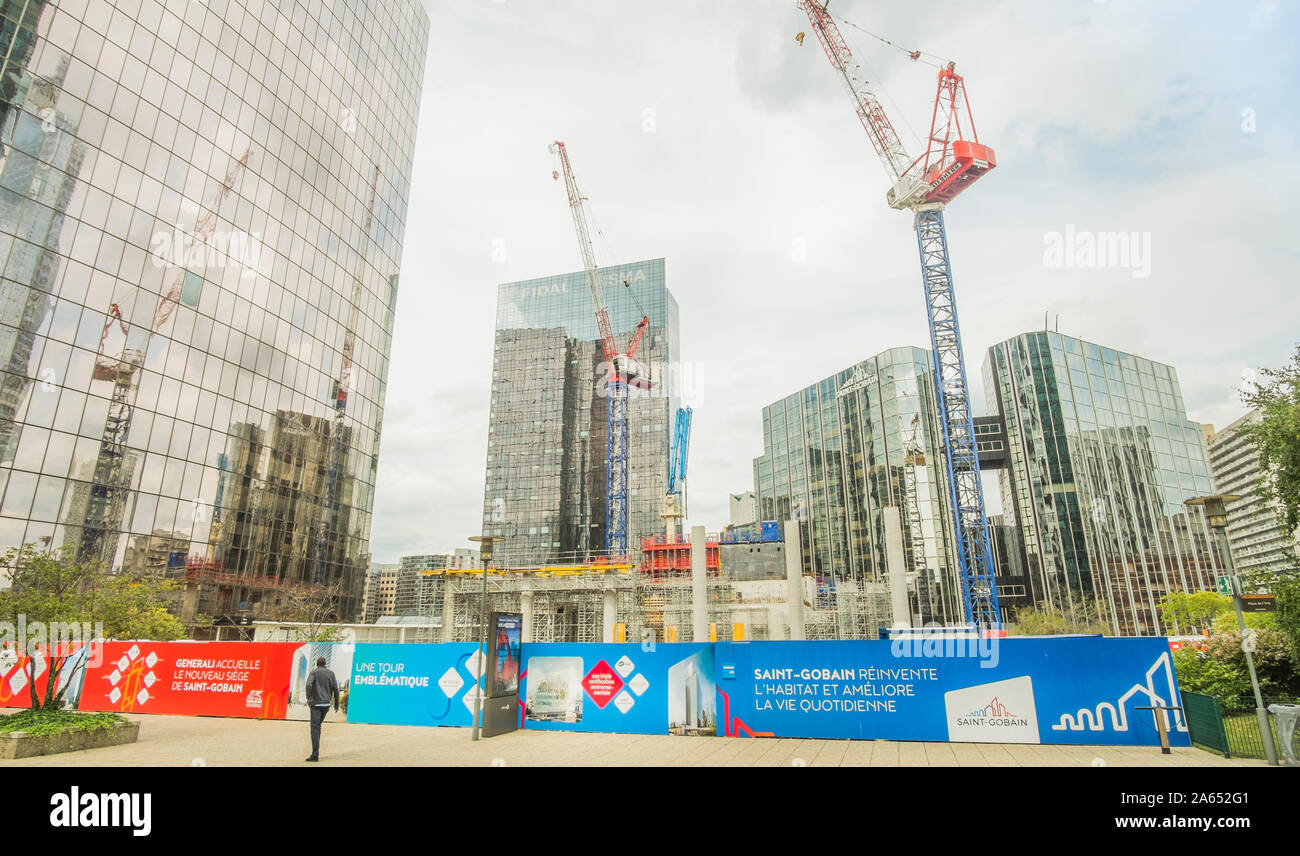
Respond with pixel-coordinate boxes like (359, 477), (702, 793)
(752, 346), (965, 637)
(484, 258), (678, 567)
(983, 332), (1223, 635)
(0, 0), (430, 629)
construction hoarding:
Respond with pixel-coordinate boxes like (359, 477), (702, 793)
(714, 636), (1189, 746)
(521, 642), (714, 736)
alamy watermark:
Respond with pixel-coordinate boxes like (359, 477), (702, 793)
(150, 225), (261, 277)
(1043, 225), (1151, 279)
(888, 625), (1001, 669)
(0, 615), (105, 668)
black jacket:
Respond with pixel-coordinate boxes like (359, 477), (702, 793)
(305, 667), (339, 708)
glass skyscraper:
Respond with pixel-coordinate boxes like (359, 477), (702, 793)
(752, 346), (965, 635)
(983, 332), (1222, 635)
(0, 0), (429, 629)
(483, 258), (678, 567)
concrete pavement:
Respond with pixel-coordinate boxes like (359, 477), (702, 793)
(0, 709), (1263, 767)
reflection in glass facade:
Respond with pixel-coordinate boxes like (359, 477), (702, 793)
(484, 259), (678, 567)
(983, 332), (1223, 635)
(0, 0), (430, 629)
(752, 347), (965, 637)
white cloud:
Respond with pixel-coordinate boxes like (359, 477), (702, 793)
(374, 0), (1300, 560)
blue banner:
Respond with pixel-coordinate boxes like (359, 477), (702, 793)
(713, 636), (1189, 746)
(521, 643), (714, 736)
(346, 643), (483, 728)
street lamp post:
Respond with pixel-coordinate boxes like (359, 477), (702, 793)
(468, 534), (503, 742)
(1186, 494), (1279, 766)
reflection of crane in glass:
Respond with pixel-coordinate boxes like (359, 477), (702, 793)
(796, 1), (1001, 628)
(313, 164), (380, 586)
(902, 414), (928, 578)
(81, 149), (251, 563)
(550, 142), (651, 560)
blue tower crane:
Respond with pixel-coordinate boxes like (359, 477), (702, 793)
(797, 1), (1002, 629)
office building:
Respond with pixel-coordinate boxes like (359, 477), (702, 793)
(482, 258), (679, 566)
(729, 491), (756, 526)
(752, 346), (965, 635)
(983, 332), (1221, 635)
(1208, 411), (1300, 578)
(0, 0), (430, 629)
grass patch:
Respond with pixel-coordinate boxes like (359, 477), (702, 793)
(0, 708), (126, 738)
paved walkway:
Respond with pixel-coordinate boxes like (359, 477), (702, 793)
(0, 709), (1262, 767)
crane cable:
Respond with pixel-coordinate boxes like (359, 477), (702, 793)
(838, 17), (950, 70)
(587, 199), (650, 323)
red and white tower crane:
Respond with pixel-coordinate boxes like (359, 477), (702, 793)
(550, 142), (651, 559)
(796, 1), (1002, 628)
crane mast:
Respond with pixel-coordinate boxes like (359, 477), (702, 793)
(551, 142), (650, 558)
(797, 1), (1002, 629)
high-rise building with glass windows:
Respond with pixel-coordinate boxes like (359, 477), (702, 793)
(483, 258), (678, 567)
(1207, 410), (1300, 579)
(0, 0), (429, 629)
(752, 346), (966, 636)
(983, 332), (1223, 635)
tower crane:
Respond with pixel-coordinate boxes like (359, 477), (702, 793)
(82, 149), (251, 563)
(661, 406), (693, 539)
(796, 1), (1001, 628)
(550, 142), (651, 559)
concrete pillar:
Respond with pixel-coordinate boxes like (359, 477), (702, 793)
(883, 506), (911, 629)
(691, 525), (708, 642)
(442, 580), (455, 643)
(784, 519), (805, 641)
(603, 584), (618, 644)
(520, 577), (534, 643)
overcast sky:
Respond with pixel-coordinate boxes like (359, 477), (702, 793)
(370, 0), (1299, 563)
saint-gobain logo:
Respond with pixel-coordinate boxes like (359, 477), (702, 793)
(50, 787), (151, 837)
(957, 696), (1030, 728)
(245, 689), (263, 709)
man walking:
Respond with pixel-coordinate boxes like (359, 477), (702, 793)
(304, 656), (340, 762)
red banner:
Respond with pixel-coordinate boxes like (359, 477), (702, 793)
(78, 642), (299, 720)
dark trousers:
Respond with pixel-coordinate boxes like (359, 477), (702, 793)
(310, 705), (329, 757)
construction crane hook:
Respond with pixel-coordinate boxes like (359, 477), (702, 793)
(552, 170), (560, 181)
(796, 31), (806, 45)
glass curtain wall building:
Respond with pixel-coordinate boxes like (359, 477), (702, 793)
(983, 332), (1221, 635)
(752, 346), (965, 637)
(484, 258), (678, 567)
(0, 0), (429, 628)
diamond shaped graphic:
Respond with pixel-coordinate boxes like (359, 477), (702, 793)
(136, 688), (149, 705)
(439, 667), (465, 699)
(464, 649), (484, 680)
(613, 690), (635, 714)
(108, 669), (121, 685)
(108, 687), (121, 703)
(614, 655), (635, 678)
(145, 652), (158, 668)
(8, 670), (26, 693)
(144, 671), (156, 688)
(117, 656), (129, 671)
(463, 687), (483, 716)
(629, 673), (649, 696)
(581, 660), (624, 709)
(127, 644), (140, 660)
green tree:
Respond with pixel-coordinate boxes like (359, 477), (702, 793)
(1239, 346), (1300, 535)
(0, 543), (185, 710)
(1170, 647), (1252, 705)
(1158, 590), (1232, 635)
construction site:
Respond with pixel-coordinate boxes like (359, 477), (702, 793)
(406, 1), (1005, 647)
